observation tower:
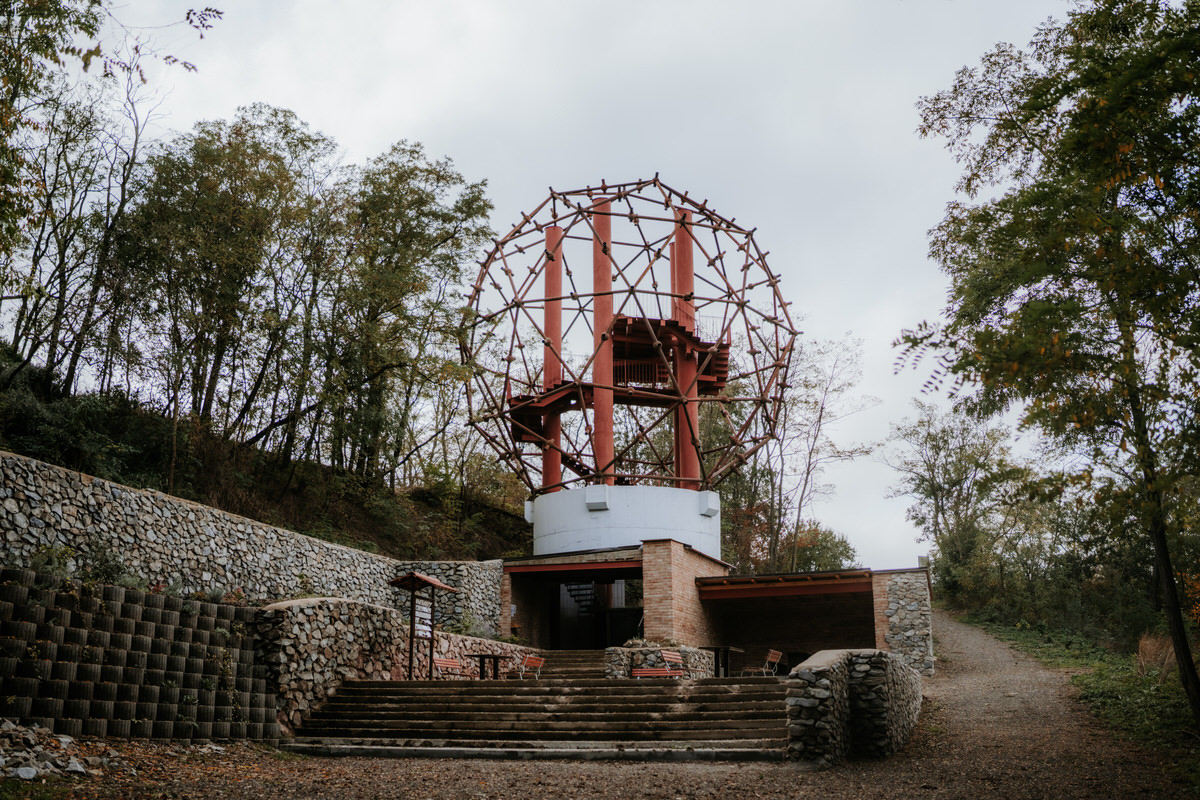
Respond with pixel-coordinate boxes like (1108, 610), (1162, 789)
(463, 178), (797, 562)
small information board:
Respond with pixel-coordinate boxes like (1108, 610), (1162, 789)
(414, 597), (433, 640)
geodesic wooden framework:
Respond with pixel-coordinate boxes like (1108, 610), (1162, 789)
(462, 177), (797, 496)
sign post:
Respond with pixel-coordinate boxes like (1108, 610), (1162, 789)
(388, 571), (459, 681)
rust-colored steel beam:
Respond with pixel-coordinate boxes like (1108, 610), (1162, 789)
(462, 177), (798, 497)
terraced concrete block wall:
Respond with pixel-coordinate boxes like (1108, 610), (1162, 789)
(261, 598), (535, 735)
(0, 452), (500, 630)
(0, 568), (276, 742)
(786, 649), (921, 766)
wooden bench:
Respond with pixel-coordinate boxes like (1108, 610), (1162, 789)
(741, 648), (783, 677)
(432, 657), (463, 678)
(515, 653), (545, 679)
(632, 649), (688, 678)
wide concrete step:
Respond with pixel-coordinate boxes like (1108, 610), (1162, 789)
(304, 712), (784, 729)
(333, 678), (784, 696)
(282, 739), (787, 762)
(294, 724), (786, 741)
(311, 701), (786, 718)
(322, 689), (787, 705)
(292, 677), (790, 759)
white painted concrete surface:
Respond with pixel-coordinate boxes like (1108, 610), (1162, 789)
(529, 485), (722, 560)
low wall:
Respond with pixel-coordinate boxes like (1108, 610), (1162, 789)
(0, 452), (499, 630)
(603, 645), (714, 679)
(259, 598), (535, 734)
(786, 649), (922, 766)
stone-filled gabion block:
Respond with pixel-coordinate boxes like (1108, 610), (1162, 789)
(881, 571), (935, 676)
(785, 648), (922, 767)
(1, 451), (500, 634)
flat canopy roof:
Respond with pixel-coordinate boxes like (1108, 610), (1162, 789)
(695, 569), (873, 600)
(389, 571), (459, 593)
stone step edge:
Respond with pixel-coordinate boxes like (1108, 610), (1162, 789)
(281, 742), (786, 763)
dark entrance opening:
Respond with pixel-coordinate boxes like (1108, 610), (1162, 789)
(507, 561), (643, 650)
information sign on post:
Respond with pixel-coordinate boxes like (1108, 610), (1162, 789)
(414, 597), (433, 640)
(389, 571), (460, 680)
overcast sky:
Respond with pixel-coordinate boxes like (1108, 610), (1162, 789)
(117, 1), (1069, 569)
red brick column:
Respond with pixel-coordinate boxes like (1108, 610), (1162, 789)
(871, 572), (890, 650)
(499, 571), (513, 637)
(642, 539), (728, 646)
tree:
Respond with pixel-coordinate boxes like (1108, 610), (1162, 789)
(785, 521), (860, 572)
(0, 0), (103, 258)
(0, 1), (220, 260)
(904, 0), (1200, 726)
(124, 104), (300, 425)
(887, 401), (1026, 602)
(328, 141), (491, 479)
(778, 336), (875, 572)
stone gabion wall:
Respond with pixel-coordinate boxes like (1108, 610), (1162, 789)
(847, 650), (923, 758)
(0, 453), (496, 632)
(260, 598), (535, 735)
(389, 561), (502, 635)
(785, 648), (921, 766)
(881, 571), (935, 676)
(603, 646), (713, 678)
(786, 651), (852, 766)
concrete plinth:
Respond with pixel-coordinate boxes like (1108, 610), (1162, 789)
(527, 485), (721, 560)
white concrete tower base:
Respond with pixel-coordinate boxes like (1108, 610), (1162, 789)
(526, 485), (722, 560)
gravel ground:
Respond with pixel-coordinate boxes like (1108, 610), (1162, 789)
(13, 610), (1187, 799)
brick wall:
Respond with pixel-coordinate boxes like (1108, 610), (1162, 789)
(872, 573), (890, 650)
(641, 539), (728, 645)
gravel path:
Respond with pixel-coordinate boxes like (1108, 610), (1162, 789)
(46, 610), (1187, 799)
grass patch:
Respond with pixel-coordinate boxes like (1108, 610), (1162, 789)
(967, 615), (1200, 793)
(0, 778), (76, 799)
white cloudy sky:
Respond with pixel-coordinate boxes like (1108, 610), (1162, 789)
(115, 1), (1069, 569)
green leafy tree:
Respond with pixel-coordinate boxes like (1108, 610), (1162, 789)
(123, 104), (299, 425)
(0, 1), (220, 260)
(903, 0), (1200, 726)
(0, 0), (103, 258)
(887, 401), (1027, 602)
(329, 141), (491, 478)
(785, 521), (860, 573)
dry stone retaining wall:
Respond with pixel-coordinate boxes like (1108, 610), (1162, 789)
(846, 650), (923, 757)
(786, 648), (921, 766)
(785, 650), (852, 766)
(0, 452), (499, 630)
(389, 561), (502, 634)
(880, 571), (935, 676)
(260, 597), (535, 735)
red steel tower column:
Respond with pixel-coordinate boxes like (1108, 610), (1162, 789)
(592, 199), (615, 485)
(542, 225), (564, 492)
(673, 210), (700, 489)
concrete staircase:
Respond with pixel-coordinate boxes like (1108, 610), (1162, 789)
(536, 649), (606, 680)
(285, 676), (789, 762)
